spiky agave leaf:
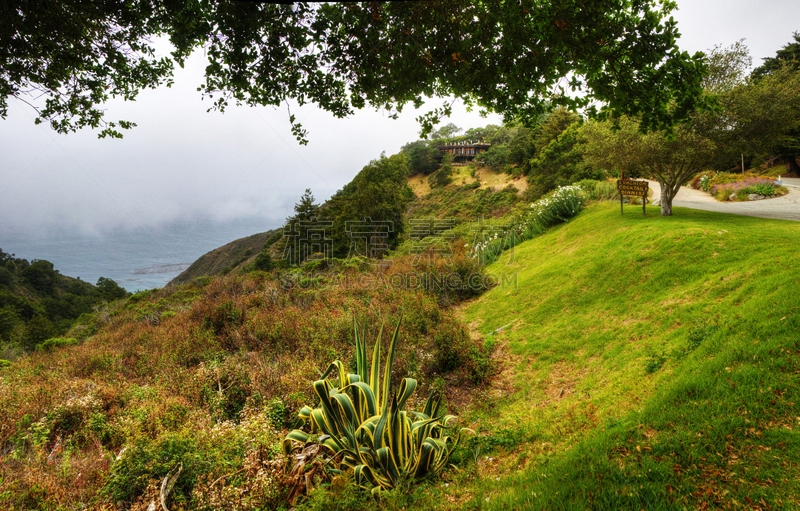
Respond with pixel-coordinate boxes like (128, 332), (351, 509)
(283, 316), (470, 493)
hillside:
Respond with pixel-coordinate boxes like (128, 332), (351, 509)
(170, 165), (525, 284)
(0, 250), (128, 357)
(406, 164), (527, 220)
(449, 203), (800, 509)
(2, 199), (799, 509)
(168, 228), (281, 287)
(407, 164), (528, 199)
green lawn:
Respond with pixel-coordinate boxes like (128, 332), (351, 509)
(449, 203), (800, 510)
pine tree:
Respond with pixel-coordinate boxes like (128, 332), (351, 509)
(293, 189), (319, 222)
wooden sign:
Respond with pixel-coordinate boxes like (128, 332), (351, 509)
(617, 179), (649, 215)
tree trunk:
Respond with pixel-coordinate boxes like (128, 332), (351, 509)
(788, 157), (800, 177)
(659, 182), (674, 216)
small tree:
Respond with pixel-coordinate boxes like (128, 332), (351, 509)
(428, 122), (462, 141)
(401, 140), (442, 176)
(702, 39), (752, 95)
(96, 277), (128, 302)
(253, 251), (273, 271)
(531, 107), (583, 159)
(283, 189), (322, 264)
(750, 34), (800, 174)
(428, 154), (454, 188)
(23, 314), (53, 351)
(583, 117), (716, 216)
(0, 267), (13, 287)
(0, 308), (18, 343)
(293, 189), (319, 222)
(326, 153), (413, 259)
(21, 260), (57, 295)
(752, 32), (800, 79)
(529, 124), (603, 194)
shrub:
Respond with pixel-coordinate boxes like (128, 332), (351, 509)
(428, 164), (453, 188)
(193, 276), (212, 287)
(283, 319), (468, 494)
(293, 476), (375, 511)
(20, 260), (57, 294)
(708, 172), (748, 189)
(469, 185), (587, 265)
(593, 180), (620, 201)
(690, 171), (715, 191)
(752, 183), (775, 196)
(431, 322), (468, 373)
(203, 300), (245, 337)
(104, 434), (203, 504)
(23, 314), (53, 351)
(0, 267), (12, 286)
(36, 337), (79, 352)
(526, 185), (587, 229)
(0, 307), (18, 341)
(253, 251), (274, 271)
(575, 179), (600, 197)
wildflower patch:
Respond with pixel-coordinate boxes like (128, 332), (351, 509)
(469, 185), (587, 265)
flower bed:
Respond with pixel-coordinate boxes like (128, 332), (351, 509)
(690, 171), (788, 201)
(711, 176), (788, 201)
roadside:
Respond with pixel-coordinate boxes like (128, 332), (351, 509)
(646, 180), (800, 222)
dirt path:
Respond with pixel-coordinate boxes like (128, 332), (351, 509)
(647, 180), (800, 222)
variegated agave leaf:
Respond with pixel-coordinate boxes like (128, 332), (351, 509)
(283, 316), (470, 493)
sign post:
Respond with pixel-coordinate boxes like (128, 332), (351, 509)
(616, 180), (649, 215)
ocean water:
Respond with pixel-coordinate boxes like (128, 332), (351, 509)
(1, 217), (278, 291)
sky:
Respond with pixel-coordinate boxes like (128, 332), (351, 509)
(1, 0), (798, 236)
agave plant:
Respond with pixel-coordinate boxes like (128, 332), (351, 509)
(282, 318), (467, 493)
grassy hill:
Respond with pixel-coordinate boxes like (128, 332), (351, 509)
(441, 203), (800, 509)
(406, 164), (527, 219)
(0, 251), (489, 510)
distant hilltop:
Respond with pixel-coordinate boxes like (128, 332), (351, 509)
(168, 228), (281, 287)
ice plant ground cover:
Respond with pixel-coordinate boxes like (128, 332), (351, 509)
(469, 185), (587, 265)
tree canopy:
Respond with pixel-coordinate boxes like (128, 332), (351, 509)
(582, 116), (716, 216)
(1, 0), (709, 140)
(693, 39), (800, 173)
(752, 32), (800, 78)
(702, 40), (752, 95)
(0, 248), (130, 351)
(750, 33), (800, 173)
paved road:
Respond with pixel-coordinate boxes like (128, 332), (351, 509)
(780, 177), (800, 188)
(647, 180), (800, 222)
